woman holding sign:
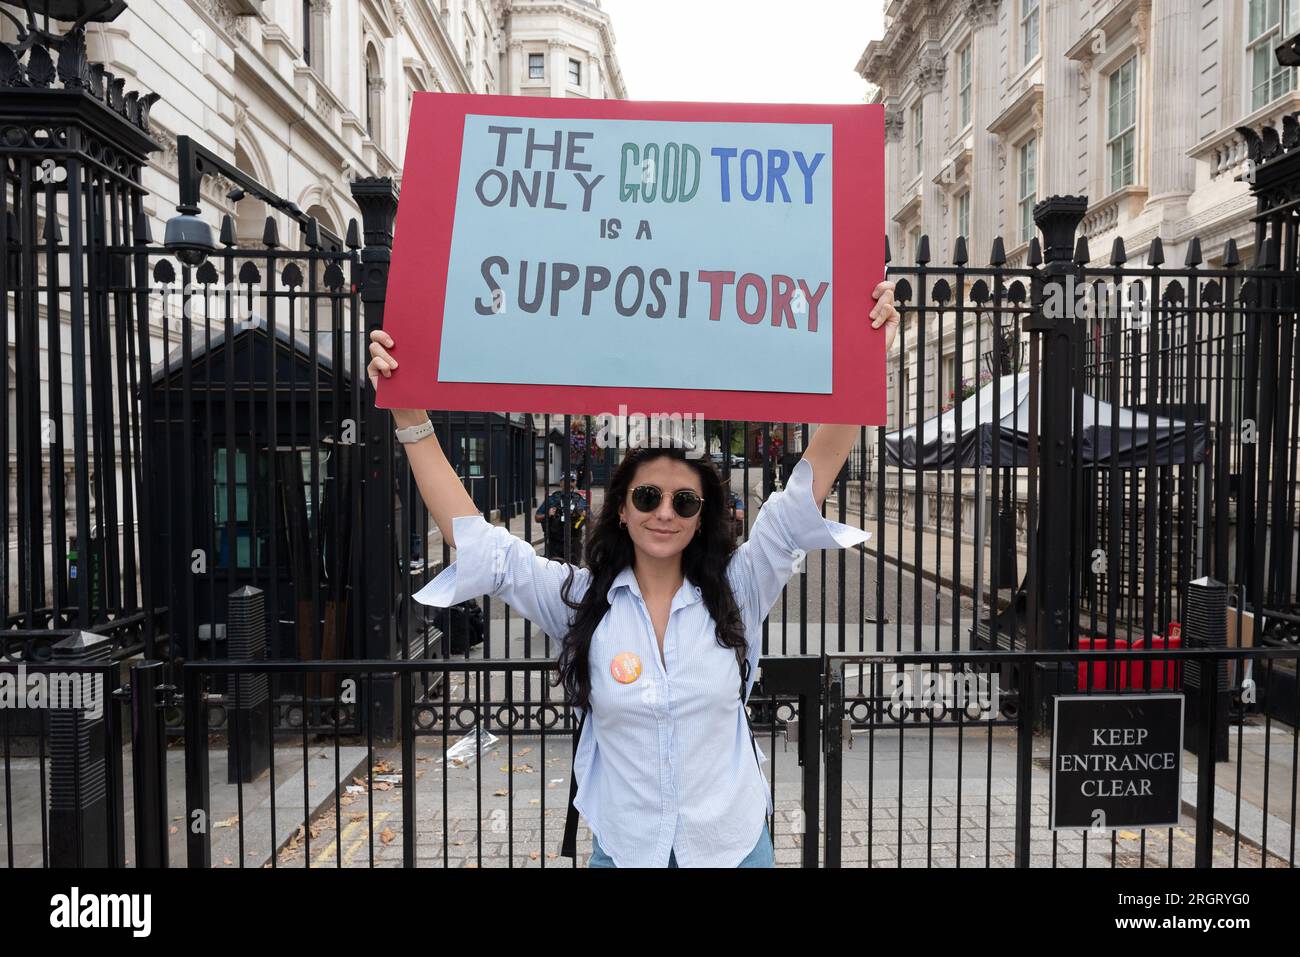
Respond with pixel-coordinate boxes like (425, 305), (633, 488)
(367, 281), (898, 868)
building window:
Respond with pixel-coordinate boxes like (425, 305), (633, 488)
(957, 190), (971, 240)
(911, 101), (924, 178)
(528, 52), (545, 79)
(1018, 137), (1037, 245)
(365, 47), (382, 141)
(1021, 0), (1040, 67)
(957, 43), (972, 130)
(568, 58), (581, 85)
(302, 0), (325, 77)
(1107, 55), (1137, 194)
(1249, 0), (1298, 111)
(460, 436), (485, 477)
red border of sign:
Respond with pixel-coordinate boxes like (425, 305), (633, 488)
(378, 93), (885, 425)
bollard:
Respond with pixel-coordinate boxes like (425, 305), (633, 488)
(1183, 577), (1230, 762)
(48, 630), (114, 867)
(226, 586), (271, 783)
(130, 659), (169, 867)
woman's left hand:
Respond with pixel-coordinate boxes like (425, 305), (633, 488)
(870, 280), (900, 351)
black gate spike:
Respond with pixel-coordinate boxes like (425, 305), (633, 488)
(1284, 112), (1300, 151)
(43, 214), (62, 244)
(1262, 236), (1280, 269)
(345, 219), (361, 250)
(124, 90), (140, 126)
(88, 62), (104, 100)
(1261, 124), (1282, 161)
(989, 236), (1006, 265)
(915, 234), (930, 264)
(883, 234), (891, 263)
(262, 216), (280, 248)
(1110, 236), (1127, 265)
(1235, 126), (1262, 165)
(1223, 238), (1240, 268)
(0, 45), (27, 88)
(1184, 237), (1202, 267)
(219, 215), (236, 247)
(56, 25), (91, 90)
(134, 213), (152, 245)
(305, 217), (320, 250)
(26, 44), (55, 88)
(953, 236), (968, 265)
(1148, 237), (1165, 266)
(137, 91), (160, 133)
(1027, 237), (1042, 266)
(108, 75), (125, 113)
(1073, 236), (1090, 265)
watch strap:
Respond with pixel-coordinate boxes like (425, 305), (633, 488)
(394, 418), (435, 444)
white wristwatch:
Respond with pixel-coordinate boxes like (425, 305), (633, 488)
(394, 418), (435, 444)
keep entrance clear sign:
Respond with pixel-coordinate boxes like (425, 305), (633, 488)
(1050, 694), (1185, 831)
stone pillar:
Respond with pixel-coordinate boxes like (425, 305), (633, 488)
(507, 39), (523, 95)
(884, 101), (904, 259)
(968, 0), (1003, 254)
(912, 44), (947, 245)
(1146, 0), (1193, 215)
(1040, 0), (1079, 197)
(549, 39), (566, 98)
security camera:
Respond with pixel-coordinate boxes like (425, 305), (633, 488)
(163, 213), (216, 267)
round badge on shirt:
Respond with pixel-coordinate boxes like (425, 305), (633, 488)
(610, 651), (642, 684)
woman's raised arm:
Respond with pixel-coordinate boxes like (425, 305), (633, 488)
(367, 328), (478, 547)
(799, 280), (900, 507)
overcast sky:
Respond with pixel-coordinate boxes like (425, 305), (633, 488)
(600, 0), (885, 104)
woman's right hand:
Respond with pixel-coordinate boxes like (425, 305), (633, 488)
(368, 329), (426, 426)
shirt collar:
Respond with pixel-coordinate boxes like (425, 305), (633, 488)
(606, 565), (704, 608)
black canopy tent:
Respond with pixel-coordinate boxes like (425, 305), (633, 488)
(881, 374), (1210, 651)
(883, 374), (1208, 470)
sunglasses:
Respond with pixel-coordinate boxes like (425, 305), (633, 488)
(629, 484), (704, 518)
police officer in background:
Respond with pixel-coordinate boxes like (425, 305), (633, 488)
(728, 486), (745, 540)
(536, 470), (588, 563)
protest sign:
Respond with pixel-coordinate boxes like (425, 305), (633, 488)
(379, 94), (884, 424)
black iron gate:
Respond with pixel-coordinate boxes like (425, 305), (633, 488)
(1, 17), (1299, 869)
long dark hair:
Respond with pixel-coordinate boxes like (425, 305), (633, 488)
(553, 446), (744, 710)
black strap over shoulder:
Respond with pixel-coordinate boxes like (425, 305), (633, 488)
(560, 708), (586, 859)
(559, 651), (771, 860)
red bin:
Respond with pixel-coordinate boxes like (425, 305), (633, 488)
(1077, 637), (1129, 691)
(1129, 634), (1182, 690)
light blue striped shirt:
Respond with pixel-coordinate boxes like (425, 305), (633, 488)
(413, 457), (869, 867)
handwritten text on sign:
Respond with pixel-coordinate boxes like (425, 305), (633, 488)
(440, 116), (833, 393)
(380, 96), (884, 424)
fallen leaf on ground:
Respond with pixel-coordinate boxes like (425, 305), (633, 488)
(380, 827), (396, 845)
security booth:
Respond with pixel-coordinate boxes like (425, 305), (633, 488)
(144, 314), (377, 681)
(434, 411), (533, 519)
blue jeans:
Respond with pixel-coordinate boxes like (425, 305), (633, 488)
(588, 820), (774, 868)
